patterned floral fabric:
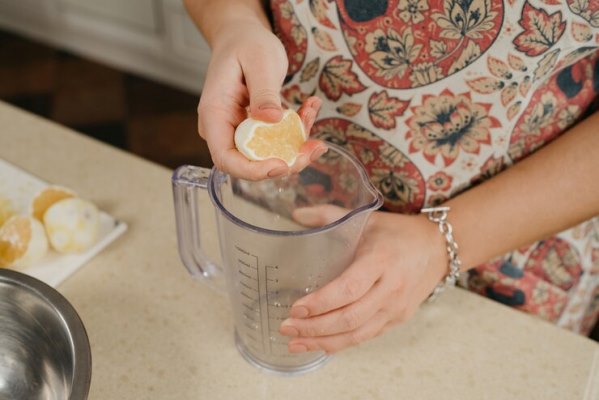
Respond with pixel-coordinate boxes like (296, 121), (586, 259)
(270, 0), (599, 334)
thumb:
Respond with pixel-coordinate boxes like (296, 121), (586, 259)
(292, 205), (350, 228)
(243, 60), (285, 123)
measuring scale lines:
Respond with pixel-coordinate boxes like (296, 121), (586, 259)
(234, 245), (318, 366)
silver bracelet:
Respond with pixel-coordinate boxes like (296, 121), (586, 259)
(421, 206), (462, 301)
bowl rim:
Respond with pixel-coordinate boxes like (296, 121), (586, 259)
(0, 268), (92, 399)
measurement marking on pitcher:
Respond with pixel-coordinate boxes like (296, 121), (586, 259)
(246, 332), (260, 342)
(240, 281), (258, 292)
(238, 270), (256, 281)
(240, 291), (255, 301)
(238, 258), (257, 270)
(242, 302), (259, 312)
(243, 312), (258, 322)
(235, 246), (268, 353)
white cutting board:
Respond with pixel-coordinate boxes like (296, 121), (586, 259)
(0, 158), (127, 287)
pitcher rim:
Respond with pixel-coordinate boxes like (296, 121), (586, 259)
(209, 142), (384, 237)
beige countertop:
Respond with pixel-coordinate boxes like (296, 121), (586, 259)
(0, 101), (597, 399)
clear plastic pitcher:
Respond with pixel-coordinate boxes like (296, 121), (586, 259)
(172, 143), (383, 375)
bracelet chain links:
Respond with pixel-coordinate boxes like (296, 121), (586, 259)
(421, 206), (462, 302)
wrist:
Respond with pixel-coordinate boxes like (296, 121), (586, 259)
(210, 18), (273, 52)
(198, 5), (272, 47)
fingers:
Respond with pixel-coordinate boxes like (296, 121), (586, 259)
(280, 279), (387, 338)
(297, 96), (322, 134)
(200, 104), (289, 180)
(288, 96), (325, 173)
(288, 139), (327, 174)
(287, 311), (390, 354)
(197, 57), (286, 180)
(216, 148), (289, 181)
(199, 51), (323, 179)
(288, 253), (383, 319)
(291, 204), (351, 227)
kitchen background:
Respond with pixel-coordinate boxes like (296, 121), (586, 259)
(1, 0), (598, 341)
(0, 0), (212, 169)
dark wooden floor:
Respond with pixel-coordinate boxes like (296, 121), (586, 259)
(0, 29), (213, 170)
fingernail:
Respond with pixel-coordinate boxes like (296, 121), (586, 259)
(290, 305), (309, 318)
(280, 320), (299, 337)
(291, 207), (322, 227)
(268, 166), (288, 177)
(310, 97), (322, 109)
(295, 152), (309, 166)
(288, 343), (308, 353)
(310, 146), (328, 161)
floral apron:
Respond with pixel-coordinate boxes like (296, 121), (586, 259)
(270, 0), (599, 334)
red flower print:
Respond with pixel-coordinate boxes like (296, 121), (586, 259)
(572, 21), (594, 42)
(470, 155), (507, 186)
(567, 0), (599, 28)
(281, 84), (314, 106)
(509, 51), (599, 162)
(427, 193), (449, 207)
(300, 58), (320, 82)
(427, 171), (453, 191)
(580, 285), (599, 335)
(271, 0), (308, 78)
(396, 0), (429, 24)
(309, 0), (336, 29)
(312, 27), (337, 51)
(466, 54), (531, 120)
(319, 56), (367, 100)
(466, 260), (568, 323)
(336, 102), (362, 117)
(367, 90), (410, 129)
(364, 27), (422, 82)
(335, 0), (503, 89)
(513, 2), (566, 57)
(405, 89), (501, 166)
(524, 237), (583, 292)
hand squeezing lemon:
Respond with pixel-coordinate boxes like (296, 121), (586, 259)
(235, 109), (307, 167)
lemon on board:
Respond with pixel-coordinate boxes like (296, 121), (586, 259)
(30, 185), (76, 221)
(0, 215), (48, 268)
(234, 109), (306, 166)
(0, 195), (15, 227)
(43, 197), (99, 254)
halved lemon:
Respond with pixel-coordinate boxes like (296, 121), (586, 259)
(30, 185), (76, 221)
(0, 215), (48, 268)
(0, 195), (15, 227)
(43, 197), (99, 254)
(234, 109), (306, 166)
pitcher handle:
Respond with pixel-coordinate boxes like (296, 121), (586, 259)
(172, 165), (224, 292)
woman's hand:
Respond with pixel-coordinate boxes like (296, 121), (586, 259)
(197, 20), (326, 180)
(280, 209), (448, 354)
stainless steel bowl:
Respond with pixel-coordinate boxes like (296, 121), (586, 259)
(0, 269), (91, 400)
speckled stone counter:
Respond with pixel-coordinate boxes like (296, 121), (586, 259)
(1, 101), (597, 399)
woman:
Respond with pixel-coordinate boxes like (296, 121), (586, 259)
(184, 0), (599, 354)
